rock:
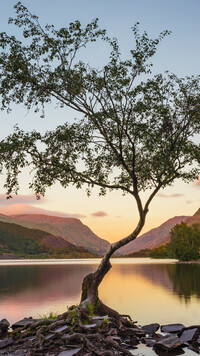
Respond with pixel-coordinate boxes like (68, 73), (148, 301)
(123, 336), (139, 346)
(142, 337), (156, 347)
(0, 319), (10, 333)
(54, 325), (69, 333)
(180, 328), (198, 343)
(91, 315), (108, 321)
(11, 317), (37, 329)
(141, 323), (160, 334)
(45, 333), (55, 341)
(82, 323), (97, 329)
(161, 323), (185, 333)
(119, 327), (145, 337)
(0, 337), (14, 349)
(91, 316), (109, 327)
(155, 334), (183, 351)
(57, 348), (82, 356)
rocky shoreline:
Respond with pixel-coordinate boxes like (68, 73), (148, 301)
(0, 310), (200, 356)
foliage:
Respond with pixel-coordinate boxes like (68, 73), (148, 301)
(124, 248), (150, 257)
(69, 308), (79, 326)
(0, 3), (200, 277)
(149, 245), (168, 259)
(39, 311), (59, 321)
(87, 302), (95, 316)
(102, 316), (109, 327)
(167, 223), (200, 261)
(0, 4), (199, 202)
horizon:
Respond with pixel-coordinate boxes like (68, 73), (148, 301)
(0, 203), (198, 245)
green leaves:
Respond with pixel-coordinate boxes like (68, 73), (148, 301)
(167, 223), (200, 261)
(0, 4), (200, 217)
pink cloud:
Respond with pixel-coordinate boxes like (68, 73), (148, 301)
(91, 211), (108, 217)
(0, 194), (46, 205)
(157, 193), (184, 198)
(0, 203), (86, 219)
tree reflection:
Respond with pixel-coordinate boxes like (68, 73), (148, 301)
(166, 263), (200, 302)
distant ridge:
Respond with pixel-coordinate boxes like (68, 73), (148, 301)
(0, 219), (97, 258)
(0, 213), (110, 255)
(185, 208), (200, 226)
(118, 215), (189, 255)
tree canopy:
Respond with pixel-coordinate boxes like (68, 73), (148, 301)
(167, 223), (200, 261)
(0, 3), (200, 206)
(0, 2), (200, 310)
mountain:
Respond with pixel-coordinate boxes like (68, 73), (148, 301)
(185, 208), (200, 226)
(0, 220), (97, 258)
(118, 216), (189, 255)
(0, 213), (110, 255)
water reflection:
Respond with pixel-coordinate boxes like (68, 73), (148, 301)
(165, 263), (200, 301)
(0, 260), (200, 326)
(0, 264), (96, 323)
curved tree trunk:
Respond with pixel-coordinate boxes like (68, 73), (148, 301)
(80, 212), (146, 316)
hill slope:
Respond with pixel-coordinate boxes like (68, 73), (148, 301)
(185, 208), (200, 226)
(118, 216), (189, 255)
(0, 213), (110, 255)
(0, 220), (97, 258)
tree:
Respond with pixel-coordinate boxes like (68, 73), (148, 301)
(167, 223), (200, 261)
(0, 2), (200, 318)
(149, 245), (168, 259)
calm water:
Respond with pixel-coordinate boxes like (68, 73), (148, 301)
(0, 258), (200, 327)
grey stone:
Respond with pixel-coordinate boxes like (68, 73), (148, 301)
(161, 323), (185, 333)
(123, 336), (139, 346)
(142, 337), (156, 347)
(54, 325), (69, 333)
(141, 323), (160, 334)
(120, 327), (145, 337)
(91, 315), (108, 320)
(0, 338), (14, 349)
(11, 317), (37, 329)
(45, 333), (55, 341)
(180, 328), (198, 343)
(155, 334), (183, 351)
(82, 323), (96, 329)
(57, 348), (82, 356)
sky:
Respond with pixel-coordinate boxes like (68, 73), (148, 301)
(0, 0), (200, 243)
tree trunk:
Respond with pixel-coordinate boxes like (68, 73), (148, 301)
(80, 213), (146, 316)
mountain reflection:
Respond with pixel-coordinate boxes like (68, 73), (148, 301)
(105, 263), (200, 301)
(0, 264), (96, 299)
(1, 260), (200, 325)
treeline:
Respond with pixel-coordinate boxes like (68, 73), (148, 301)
(125, 223), (200, 262)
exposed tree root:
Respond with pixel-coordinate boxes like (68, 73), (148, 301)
(5, 302), (142, 355)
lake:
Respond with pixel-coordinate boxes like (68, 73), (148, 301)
(0, 258), (200, 328)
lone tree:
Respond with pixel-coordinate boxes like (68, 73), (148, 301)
(0, 2), (200, 317)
